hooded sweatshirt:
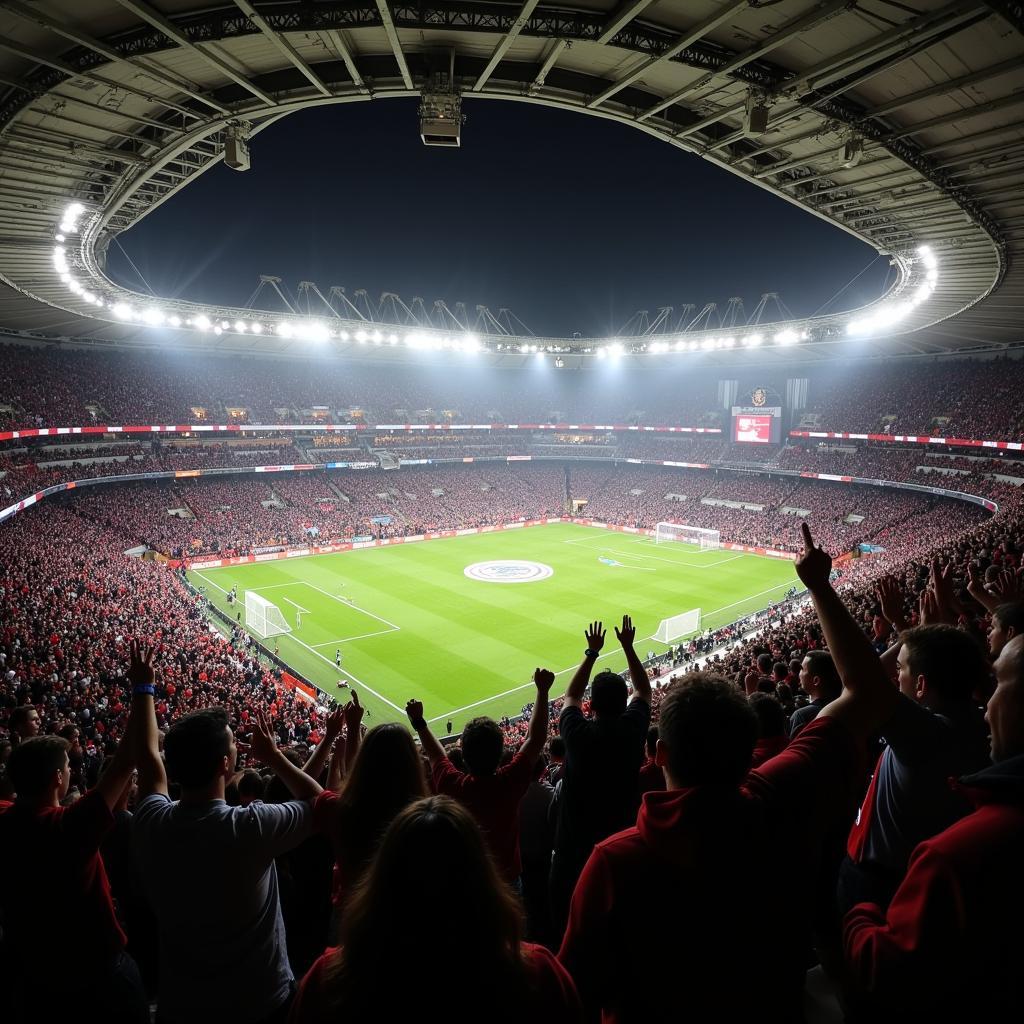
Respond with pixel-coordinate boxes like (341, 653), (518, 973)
(844, 753), (1024, 1022)
(559, 715), (861, 1024)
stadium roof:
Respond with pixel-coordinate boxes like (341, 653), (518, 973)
(0, 0), (1021, 363)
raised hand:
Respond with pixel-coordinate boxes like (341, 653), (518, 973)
(614, 614), (636, 648)
(795, 523), (832, 592)
(324, 707), (345, 740)
(875, 575), (907, 630)
(930, 558), (958, 621)
(918, 587), (943, 627)
(534, 668), (555, 695)
(249, 709), (279, 764)
(344, 690), (364, 733)
(128, 639), (156, 688)
(584, 621), (606, 653)
(405, 699), (425, 726)
(991, 568), (1024, 603)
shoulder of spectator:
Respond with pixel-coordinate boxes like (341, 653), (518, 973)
(879, 691), (954, 762)
(431, 755), (463, 790)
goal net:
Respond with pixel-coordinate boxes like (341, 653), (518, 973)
(245, 591), (291, 639)
(654, 608), (702, 644)
(654, 522), (721, 551)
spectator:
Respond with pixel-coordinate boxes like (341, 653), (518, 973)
(132, 696), (323, 1024)
(8, 704), (40, 744)
(987, 601), (1024, 658)
(518, 756), (556, 945)
(315, 712), (427, 917)
(558, 523), (896, 1022)
(840, 614), (992, 915)
(546, 735), (566, 785)
(0, 644), (152, 1023)
(843, 632), (1024, 1020)
(789, 651), (842, 738)
(637, 726), (665, 795)
(549, 616), (651, 935)
(237, 769), (266, 806)
(289, 796), (582, 1023)
(406, 668), (553, 884)
(749, 692), (789, 768)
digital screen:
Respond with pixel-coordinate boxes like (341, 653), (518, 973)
(734, 414), (775, 444)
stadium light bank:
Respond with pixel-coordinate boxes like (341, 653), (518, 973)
(52, 202), (937, 358)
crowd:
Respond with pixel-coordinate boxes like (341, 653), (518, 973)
(4, 343), (1024, 440)
(2, 486), (1022, 1020)
(3, 344), (1024, 1019)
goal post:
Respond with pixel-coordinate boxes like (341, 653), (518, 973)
(654, 522), (721, 551)
(245, 591), (292, 639)
(654, 608), (702, 644)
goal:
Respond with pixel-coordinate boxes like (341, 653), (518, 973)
(654, 522), (720, 551)
(245, 592), (291, 639)
(654, 608), (702, 644)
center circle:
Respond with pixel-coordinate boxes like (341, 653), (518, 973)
(464, 560), (554, 584)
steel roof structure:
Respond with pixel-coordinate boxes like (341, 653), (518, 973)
(0, 0), (1021, 364)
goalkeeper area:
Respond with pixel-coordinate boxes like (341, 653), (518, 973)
(188, 522), (796, 731)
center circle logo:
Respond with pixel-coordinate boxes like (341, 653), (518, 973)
(464, 560), (554, 584)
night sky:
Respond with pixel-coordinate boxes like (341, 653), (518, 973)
(108, 100), (892, 338)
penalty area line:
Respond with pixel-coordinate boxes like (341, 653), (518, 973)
(191, 572), (404, 714)
(311, 627), (399, 646)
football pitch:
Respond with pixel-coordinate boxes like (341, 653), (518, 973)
(188, 523), (797, 730)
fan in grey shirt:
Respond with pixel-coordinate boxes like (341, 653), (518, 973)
(131, 685), (328, 1024)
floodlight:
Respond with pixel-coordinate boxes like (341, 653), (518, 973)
(234, 320), (247, 333)
(275, 321), (293, 338)
(195, 314), (212, 330)
(250, 322), (262, 334)
(168, 315), (182, 327)
(112, 303), (132, 319)
(773, 330), (798, 345)
(142, 308), (165, 326)
(597, 348), (607, 360)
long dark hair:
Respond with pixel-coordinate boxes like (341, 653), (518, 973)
(331, 723), (428, 886)
(322, 796), (527, 1019)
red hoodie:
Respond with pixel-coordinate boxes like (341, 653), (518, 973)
(844, 755), (1024, 1021)
(559, 716), (861, 1024)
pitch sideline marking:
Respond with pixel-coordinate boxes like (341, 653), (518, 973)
(190, 571), (405, 713)
(282, 597), (310, 614)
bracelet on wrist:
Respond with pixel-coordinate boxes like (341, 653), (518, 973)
(132, 685), (156, 696)
(585, 648), (599, 658)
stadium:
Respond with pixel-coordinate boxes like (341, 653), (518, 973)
(0, 2), (1022, 1021)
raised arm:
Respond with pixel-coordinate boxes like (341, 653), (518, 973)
(326, 732), (346, 794)
(796, 524), (900, 738)
(302, 708), (344, 782)
(615, 615), (651, 703)
(406, 699), (446, 768)
(125, 640), (168, 800)
(563, 621), (605, 710)
(521, 669), (554, 763)
(249, 710), (323, 802)
(343, 691), (364, 771)
(875, 575), (909, 679)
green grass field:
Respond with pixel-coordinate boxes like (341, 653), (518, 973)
(188, 523), (797, 730)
